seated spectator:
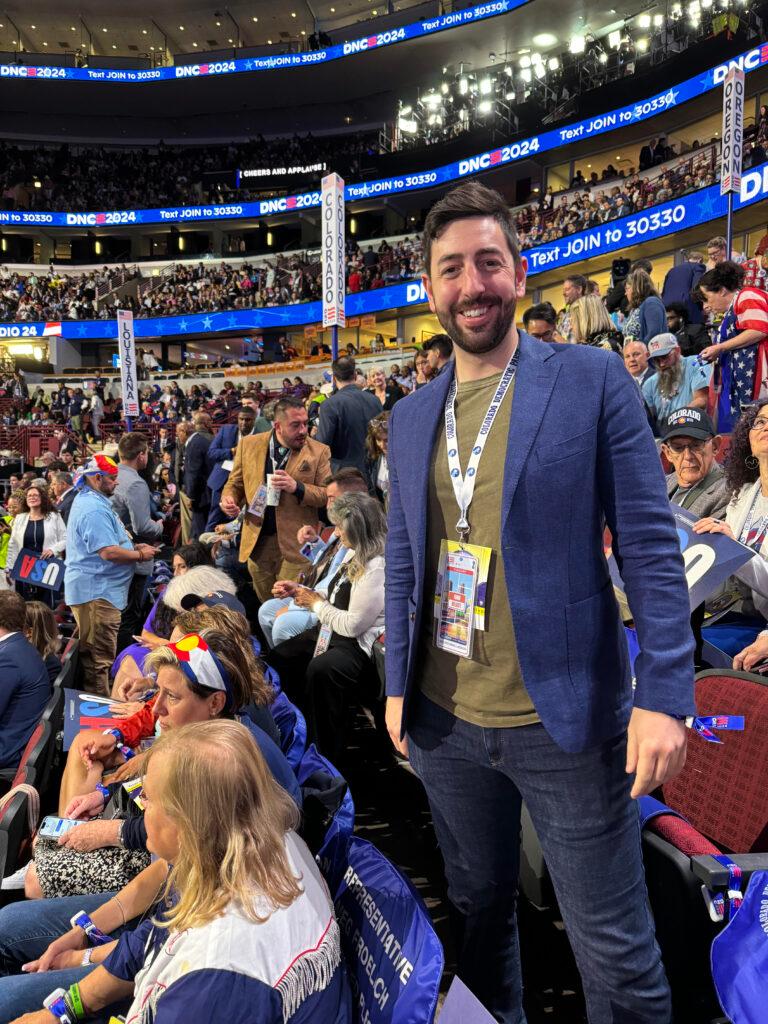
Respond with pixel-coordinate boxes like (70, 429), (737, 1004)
(1, 720), (344, 1024)
(622, 340), (654, 387)
(641, 333), (712, 434)
(5, 484), (66, 607)
(24, 600), (62, 684)
(569, 295), (624, 353)
(0, 591), (50, 788)
(267, 493), (386, 763)
(365, 413), (389, 506)
(694, 401), (768, 656)
(522, 303), (565, 343)
(665, 302), (709, 356)
(365, 367), (402, 411)
(623, 269), (667, 344)
(662, 408), (728, 517)
(171, 540), (211, 577)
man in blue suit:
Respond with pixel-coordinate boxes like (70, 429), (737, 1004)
(204, 406), (256, 530)
(385, 181), (695, 1024)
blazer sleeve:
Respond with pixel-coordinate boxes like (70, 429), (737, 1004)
(208, 425), (234, 465)
(596, 353), (695, 716)
(47, 513), (67, 556)
(300, 443), (332, 508)
(6, 515), (25, 574)
(223, 437), (247, 508)
(383, 402), (416, 700)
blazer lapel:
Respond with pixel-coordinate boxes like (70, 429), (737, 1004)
(405, 367), (454, 558)
(248, 434), (269, 499)
(501, 333), (560, 526)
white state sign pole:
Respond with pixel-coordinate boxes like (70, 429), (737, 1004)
(321, 172), (346, 361)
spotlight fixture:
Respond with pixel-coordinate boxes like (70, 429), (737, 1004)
(458, 76), (468, 95)
(569, 34), (585, 53)
(519, 54), (531, 68)
(637, 14), (651, 27)
(608, 29), (621, 47)
(478, 100), (492, 114)
(547, 56), (559, 71)
(479, 76), (493, 95)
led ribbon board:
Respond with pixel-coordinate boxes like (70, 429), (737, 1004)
(0, 1), (521, 83)
(8, 162), (768, 341)
(0, 41), (766, 229)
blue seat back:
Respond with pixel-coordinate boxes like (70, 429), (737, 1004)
(270, 691), (307, 771)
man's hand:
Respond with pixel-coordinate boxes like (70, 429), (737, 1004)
(136, 543), (160, 561)
(699, 344), (723, 363)
(733, 631), (768, 671)
(220, 493), (240, 517)
(270, 469), (297, 494)
(626, 707), (687, 799)
(385, 697), (409, 758)
(692, 515), (735, 540)
(297, 525), (320, 546)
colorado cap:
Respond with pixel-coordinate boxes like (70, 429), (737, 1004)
(662, 407), (717, 442)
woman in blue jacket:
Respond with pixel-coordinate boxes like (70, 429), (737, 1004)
(623, 268), (667, 344)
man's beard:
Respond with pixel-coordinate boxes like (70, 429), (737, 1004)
(658, 361), (684, 399)
(437, 295), (516, 356)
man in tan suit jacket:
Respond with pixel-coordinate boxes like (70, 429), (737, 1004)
(221, 396), (331, 601)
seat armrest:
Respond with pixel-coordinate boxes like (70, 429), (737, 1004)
(691, 854), (768, 888)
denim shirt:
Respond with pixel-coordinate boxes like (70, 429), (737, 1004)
(64, 486), (135, 610)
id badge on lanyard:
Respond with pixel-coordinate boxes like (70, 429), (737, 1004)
(434, 547), (480, 659)
(740, 491), (768, 551)
(248, 484), (269, 519)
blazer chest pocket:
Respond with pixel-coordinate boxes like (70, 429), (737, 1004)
(536, 428), (595, 466)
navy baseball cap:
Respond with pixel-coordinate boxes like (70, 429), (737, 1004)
(180, 591), (246, 616)
(662, 407), (717, 442)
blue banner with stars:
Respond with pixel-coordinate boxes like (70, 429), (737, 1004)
(3, 163), (766, 342)
(0, 42), (766, 229)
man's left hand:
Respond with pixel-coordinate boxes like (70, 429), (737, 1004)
(270, 469), (297, 494)
(626, 707), (687, 799)
(8, 1011), (57, 1024)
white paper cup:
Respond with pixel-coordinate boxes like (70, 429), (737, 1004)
(266, 474), (280, 506)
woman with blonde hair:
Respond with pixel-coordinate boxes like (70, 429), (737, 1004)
(24, 600), (62, 684)
(570, 295), (624, 354)
(6, 721), (348, 1024)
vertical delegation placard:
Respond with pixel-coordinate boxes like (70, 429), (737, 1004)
(322, 173), (346, 328)
(721, 66), (745, 195)
(117, 308), (140, 417)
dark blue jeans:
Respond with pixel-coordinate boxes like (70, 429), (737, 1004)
(407, 695), (670, 1024)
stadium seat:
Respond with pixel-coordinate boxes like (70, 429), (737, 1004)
(270, 690), (308, 772)
(641, 669), (768, 1023)
(41, 687), (65, 740)
(331, 835), (444, 1024)
(0, 789), (36, 897)
(296, 743), (355, 889)
(54, 639), (80, 691)
(23, 721), (56, 800)
(9, 721), (44, 791)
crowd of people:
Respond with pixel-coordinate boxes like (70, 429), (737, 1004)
(0, 133), (379, 214)
(1, 177), (768, 1024)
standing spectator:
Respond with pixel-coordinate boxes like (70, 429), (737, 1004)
(365, 367), (403, 411)
(642, 333), (712, 434)
(111, 433), (164, 655)
(569, 296), (624, 353)
(662, 253), (706, 324)
(521, 304), (564, 343)
(665, 303), (709, 356)
(51, 473), (76, 524)
(623, 269), (667, 344)
(5, 485), (66, 608)
(88, 388), (105, 441)
(64, 454), (157, 694)
(699, 261), (768, 433)
(423, 334), (454, 377)
(181, 412), (214, 541)
(557, 275), (589, 342)
(316, 357), (382, 483)
(638, 137), (658, 170)
(0, 591), (49, 789)
(205, 406), (256, 531)
(221, 397), (330, 601)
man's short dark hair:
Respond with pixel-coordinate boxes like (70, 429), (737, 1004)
(274, 396), (305, 418)
(237, 406), (256, 417)
(331, 356), (356, 383)
(324, 467), (369, 492)
(522, 303), (556, 328)
(53, 472), (73, 487)
(564, 274), (589, 294)
(665, 302), (689, 324)
(423, 181), (520, 276)
(0, 590), (26, 633)
(118, 432), (149, 462)
(424, 334), (454, 359)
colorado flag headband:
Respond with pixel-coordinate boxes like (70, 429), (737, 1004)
(74, 453), (119, 489)
(168, 633), (233, 710)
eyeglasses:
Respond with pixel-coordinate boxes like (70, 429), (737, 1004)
(749, 418), (768, 431)
(664, 440), (708, 454)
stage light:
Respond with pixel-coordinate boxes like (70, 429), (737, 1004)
(504, 64), (513, 76)
(534, 61), (545, 78)
(478, 100), (493, 114)
(505, 89), (515, 100)
(519, 54), (531, 68)
(547, 56), (559, 71)
(653, 13), (664, 26)
(398, 118), (418, 133)
(688, 1), (700, 12)
(701, 0), (712, 7)
(636, 37), (649, 51)
(532, 32), (557, 46)
(671, 2), (682, 14)
(521, 67), (532, 82)
(441, 81), (449, 94)
(479, 76), (493, 94)
(531, 51), (541, 63)
(458, 76), (469, 94)
(599, 51), (608, 63)
(569, 34), (585, 53)
(609, 30), (621, 48)
(399, 104), (412, 116)
(637, 14), (651, 27)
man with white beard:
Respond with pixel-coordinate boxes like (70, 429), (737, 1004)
(642, 332), (712, 435)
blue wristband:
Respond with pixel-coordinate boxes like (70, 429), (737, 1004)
(43, 989), (74, 1024)
(103, 727), (124, 744)
(95, 783), (110, 804)
(118, 744), (135, 761)
(70, 910), (111, 946)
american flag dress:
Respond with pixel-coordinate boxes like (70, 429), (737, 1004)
(716, 287), (768, 433)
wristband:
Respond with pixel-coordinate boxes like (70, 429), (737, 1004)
(70, 911), (111, 946)
(95, 783), (110, 804)
(80, 948), (94, 966)
(118, 744), (135, 761)
(43, 989), (74, 1024)
(103, 728), (124, 745)
(68, 983), (86, 1021)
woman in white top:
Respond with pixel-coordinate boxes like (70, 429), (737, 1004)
(287, 492), (386, 762)
(6, 484), (66, 607)
(694, 400), (768, 654)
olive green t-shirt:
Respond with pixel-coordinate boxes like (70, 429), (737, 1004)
(416, 370), (539, 728)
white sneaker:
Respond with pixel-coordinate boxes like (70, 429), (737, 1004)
(1, 861), (30, 889)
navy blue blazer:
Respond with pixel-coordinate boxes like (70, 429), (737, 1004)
(385, 332), (695, 753)
(206, 424), (241, 496)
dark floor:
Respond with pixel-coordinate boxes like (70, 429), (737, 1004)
(343, 711), (588, 1023)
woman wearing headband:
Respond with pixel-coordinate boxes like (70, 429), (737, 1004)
(9, 721), (350, 1024)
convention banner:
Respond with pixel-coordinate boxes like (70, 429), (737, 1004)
(0, 0), (523, 84)
(721, 66), (745, 195)
(117, 309), (140, 417)
(9, 549), (65, 591)
(608, 504), (754, 612)
(321, 173), (346, 328)
(0, 41), (765, 227)
(333, 835), (444, 1024)
(62, 689), (128, 751)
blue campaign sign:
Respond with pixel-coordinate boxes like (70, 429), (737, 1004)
(0, 0), (522, 86)
(9, 548), (65, 591)
(672, 506), (754, 611)
(2, 160), (766, 341)
(0, 41), (766, 229)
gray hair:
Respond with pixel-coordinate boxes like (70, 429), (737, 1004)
(328, 492), (386, 581)
(163, 565), (237, 611)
